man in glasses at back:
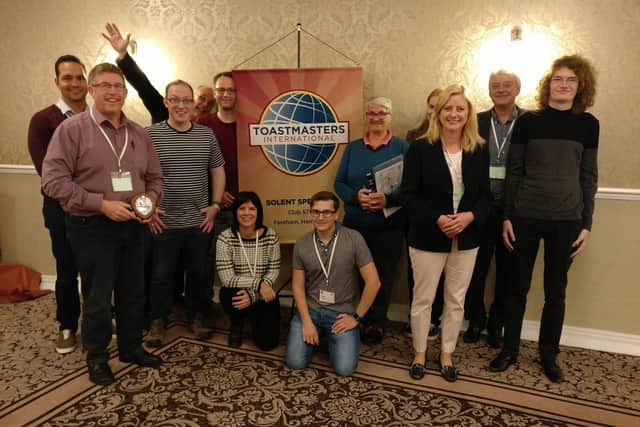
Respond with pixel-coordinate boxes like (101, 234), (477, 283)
(285, 191), (380, 376)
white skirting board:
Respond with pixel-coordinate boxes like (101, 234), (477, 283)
(39, 276), (639, 356)
(387, 303), (640, 356)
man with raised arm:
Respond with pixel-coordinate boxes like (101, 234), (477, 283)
(103, 23), (240, 313)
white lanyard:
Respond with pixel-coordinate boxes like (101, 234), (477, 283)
(442, 143), (462, 184)
(490, 117), (516, 161)
(313, 231), (340, 286)
(238, 231), (259, 278)
(90, 107), (128, 172)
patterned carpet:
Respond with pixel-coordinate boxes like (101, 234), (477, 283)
(0, 294), (638, 426)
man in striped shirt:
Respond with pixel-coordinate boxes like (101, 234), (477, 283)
(145, 80), (226, 346)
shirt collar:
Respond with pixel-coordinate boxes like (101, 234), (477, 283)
(56, 99), (86, 116)
(364, 129), (392, 148)
(91, 106), (129, 129)
(491, 105), (520, 125)
(314, 222), (340, 246)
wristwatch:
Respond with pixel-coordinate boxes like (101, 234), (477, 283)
(351, 312), (362, 323)
(211, 201), (222, 210)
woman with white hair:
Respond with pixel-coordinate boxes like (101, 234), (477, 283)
(334, 97), (409, 346)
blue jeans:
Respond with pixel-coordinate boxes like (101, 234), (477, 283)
(149, 227), (212, 320)
(285, 307), (360, 376)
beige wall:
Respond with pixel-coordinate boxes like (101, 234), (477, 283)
(1, 0), (639, 187)
(1, 1), (638, 335)
(1, 171), (639, 334)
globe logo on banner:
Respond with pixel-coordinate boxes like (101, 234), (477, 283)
(249, 91), (349, 176)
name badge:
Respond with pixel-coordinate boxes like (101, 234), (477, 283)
(319, 289), (335, 305)
(489, 166), (506, 180)
(111, 170), (133, 192)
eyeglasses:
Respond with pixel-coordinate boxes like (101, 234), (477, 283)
(215, 87), (236, 94)
(167, 97), (195, 105)
(490, 82), (515, 90)
(310, 209), (336, 218)
(92, 82), (126, 91)
(551, 76), (578, 85)
(365, 111), (390, 117)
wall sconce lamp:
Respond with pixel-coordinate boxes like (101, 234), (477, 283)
(129, 38), (138, 56)
(511, 26), (523, 42)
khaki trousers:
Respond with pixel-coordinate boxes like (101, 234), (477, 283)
(409, 243), (478, 353)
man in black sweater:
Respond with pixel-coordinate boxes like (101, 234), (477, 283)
(489, 55), (599, 383)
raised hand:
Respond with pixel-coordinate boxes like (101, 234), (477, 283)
(102, 22), (130, 59)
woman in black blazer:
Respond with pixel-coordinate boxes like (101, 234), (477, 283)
(401, 84), (489, 382)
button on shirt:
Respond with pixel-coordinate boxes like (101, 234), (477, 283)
(42, 109), (163, 216)
(315, 227), (339, 270)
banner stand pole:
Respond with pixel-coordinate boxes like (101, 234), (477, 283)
(233, 24), (359, 69)
(297, 23), (301, 69)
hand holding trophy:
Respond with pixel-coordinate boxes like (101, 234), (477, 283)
(130, 193), (156, 221)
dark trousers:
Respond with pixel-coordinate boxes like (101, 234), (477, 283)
(66, 215), (146, 362)
(43, 196), (80, 331)
(464, 204), (510, 330)
(219, 287), (281, 351)
(503, 217), (581, 361)
(150, 227), (212, 320)
(172, 210), (232, 305)
(353, 225), (404, 327)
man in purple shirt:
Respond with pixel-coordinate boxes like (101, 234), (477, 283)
(42, 63), (164, 386)
(28, 55), (87, 355)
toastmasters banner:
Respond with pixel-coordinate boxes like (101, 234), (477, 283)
(234, 68), (363, 243)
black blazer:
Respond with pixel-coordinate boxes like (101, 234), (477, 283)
(477, 110), (492, 141)
(401, 138), (490, 252)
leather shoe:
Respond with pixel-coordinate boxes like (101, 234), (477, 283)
(409, 363), (425, 380)
(228, 333), (242, 348)
(120, 349), (163, 368)
(541, 359), (563, 383)
(486, 327), (504, 349)
(87, 360), (114, 385)
(463, 324), (482, 343)
(489, 352), (517, 372)
(440, 363), (457, 382)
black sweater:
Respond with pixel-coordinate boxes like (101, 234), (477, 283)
(503, 107), (599, 230)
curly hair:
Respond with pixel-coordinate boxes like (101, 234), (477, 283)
(536, 54), (597, 113)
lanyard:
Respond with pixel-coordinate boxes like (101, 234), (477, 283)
(90, 107), (128, 172)
(490, 116), (516, 161)
(238, 231), (259, 278)
(313, 231), (340, 286)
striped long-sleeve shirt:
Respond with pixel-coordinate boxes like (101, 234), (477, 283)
(216, 227), (280, 303)
(146, 121), (224, 228)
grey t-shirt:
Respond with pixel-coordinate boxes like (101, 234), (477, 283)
(292, 224), (373, 313)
